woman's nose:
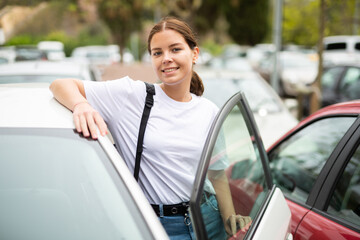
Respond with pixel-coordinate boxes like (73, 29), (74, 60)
(162, 52), (173, 64)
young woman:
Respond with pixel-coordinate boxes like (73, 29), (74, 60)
(50, 16), (248, 239)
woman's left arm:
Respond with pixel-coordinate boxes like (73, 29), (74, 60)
(209, 170), (252, 236)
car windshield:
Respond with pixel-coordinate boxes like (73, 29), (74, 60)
(203, 77), (281, 113)
(0, 128), (152, 240)
(0, 75), (85, 84)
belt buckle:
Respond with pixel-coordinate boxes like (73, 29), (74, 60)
(171, 206), (178, 215)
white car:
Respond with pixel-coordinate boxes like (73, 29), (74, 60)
(37, 41), (66, 61)
(71, 45), (134, 66)
(0, 83), (293, 240)
(197, 67), (299, 148)
(0, 60), (101, 84)
(323, 35), (360, 65)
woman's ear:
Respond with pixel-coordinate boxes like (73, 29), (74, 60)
(193, 47), (199, 64)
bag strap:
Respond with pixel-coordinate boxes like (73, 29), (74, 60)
(134, 82), (155, 181)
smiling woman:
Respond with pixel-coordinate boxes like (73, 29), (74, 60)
(49, 16), (230, 240)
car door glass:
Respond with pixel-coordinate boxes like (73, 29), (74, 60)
(340, 67), (360, 99)
(199, 101), (270, 239)
(268, 117), (355, 203)
(327, 143), (360, 228)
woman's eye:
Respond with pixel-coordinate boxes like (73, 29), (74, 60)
(172, 48), (181, 53)
(152, 51), (161, 56)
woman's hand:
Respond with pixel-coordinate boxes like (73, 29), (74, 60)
(72, 101), (108, 139)
(226, 214), (252, 236)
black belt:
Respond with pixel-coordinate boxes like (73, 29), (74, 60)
(151, 202), (189, 216)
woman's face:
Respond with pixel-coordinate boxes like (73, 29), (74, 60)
(150, 29), (199, 87)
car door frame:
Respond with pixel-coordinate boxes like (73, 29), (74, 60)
(313, 115), (360, 233)
(189, 92), (289, 239)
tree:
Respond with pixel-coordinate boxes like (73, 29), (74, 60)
(97, 0), (144, 63)
(223, 0), (269, 45)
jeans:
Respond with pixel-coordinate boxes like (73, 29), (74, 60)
(201, 193), (227, 240)
(159, 194), (226, 240)
(159, 213), (195, 240)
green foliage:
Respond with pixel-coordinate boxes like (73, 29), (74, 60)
(201, 39), (223, 56)
(283, 0), (320, 46)
(193, 0), (224, 35)
(223, 0), (269, 45)
(5, 35), (40, 46)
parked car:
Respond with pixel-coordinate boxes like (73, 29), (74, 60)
(206, 57), (254, 72)
(257, 51), (318, 97)
(267, 100), (360, 239)
(0, 60), (101, 84)
(197, 67), (298, 148)
(0, 83), (293, 240)
(321, 63), (360, 107)
(0, 47), (16, 64)
(71, 45), (134, 66)
(323, 35), (360, 65)
(37, 41), (66, 61)
(14, 45), (48, 62)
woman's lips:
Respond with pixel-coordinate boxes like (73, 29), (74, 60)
(161, 67), (180, 73)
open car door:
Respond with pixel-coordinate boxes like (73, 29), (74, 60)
(190, 92), (293, 240)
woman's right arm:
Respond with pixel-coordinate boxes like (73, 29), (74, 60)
(49, 78), (108, 139)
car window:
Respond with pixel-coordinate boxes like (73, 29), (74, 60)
(0, 128), (153, 240)
(339, 67), (360, 99)
(326, 42), (347, 50)
(327, 143), (360, 228)
(198, 101), (270, 239)
(355, 42), (360, 51)
(268, 117), (355, 204)
(322, 67), (344, 89)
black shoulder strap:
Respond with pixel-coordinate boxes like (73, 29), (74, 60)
(134, 82), (155, 181)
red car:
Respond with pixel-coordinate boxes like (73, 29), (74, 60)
(267, 100), (360, 239)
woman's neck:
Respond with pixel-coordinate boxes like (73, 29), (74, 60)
(160, 83), (192, 102)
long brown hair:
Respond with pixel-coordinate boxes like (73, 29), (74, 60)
(147, 16), (204, 96)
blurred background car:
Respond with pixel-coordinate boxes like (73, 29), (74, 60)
(0, 47), (16, 64)
(268, 100), (360, 239)
(323, 35), (360, 65)
(320, 63), (360, 107)
(197, 66), (298, 148)
(257, 51), (318, 97)
(206, 56), (254, 72)
(37, 40), (66, 61)
(71, 45), (134, 66)
(302, 62), (360, 117)
(0, 83), (169, 240)
(0, 60), (101, 84)
(14, 45), (48, 61)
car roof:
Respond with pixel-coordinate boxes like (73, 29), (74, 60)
(303, 100), (360, 123)
(0, 60), (89, 77)
(0, 83), (74, 128)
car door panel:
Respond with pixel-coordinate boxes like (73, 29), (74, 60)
(190, 92), (291, 240)
(294, 210), (360, 240)
(285, 200), (310, 237)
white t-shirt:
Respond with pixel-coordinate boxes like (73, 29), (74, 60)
(84, 77), (219, 205)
